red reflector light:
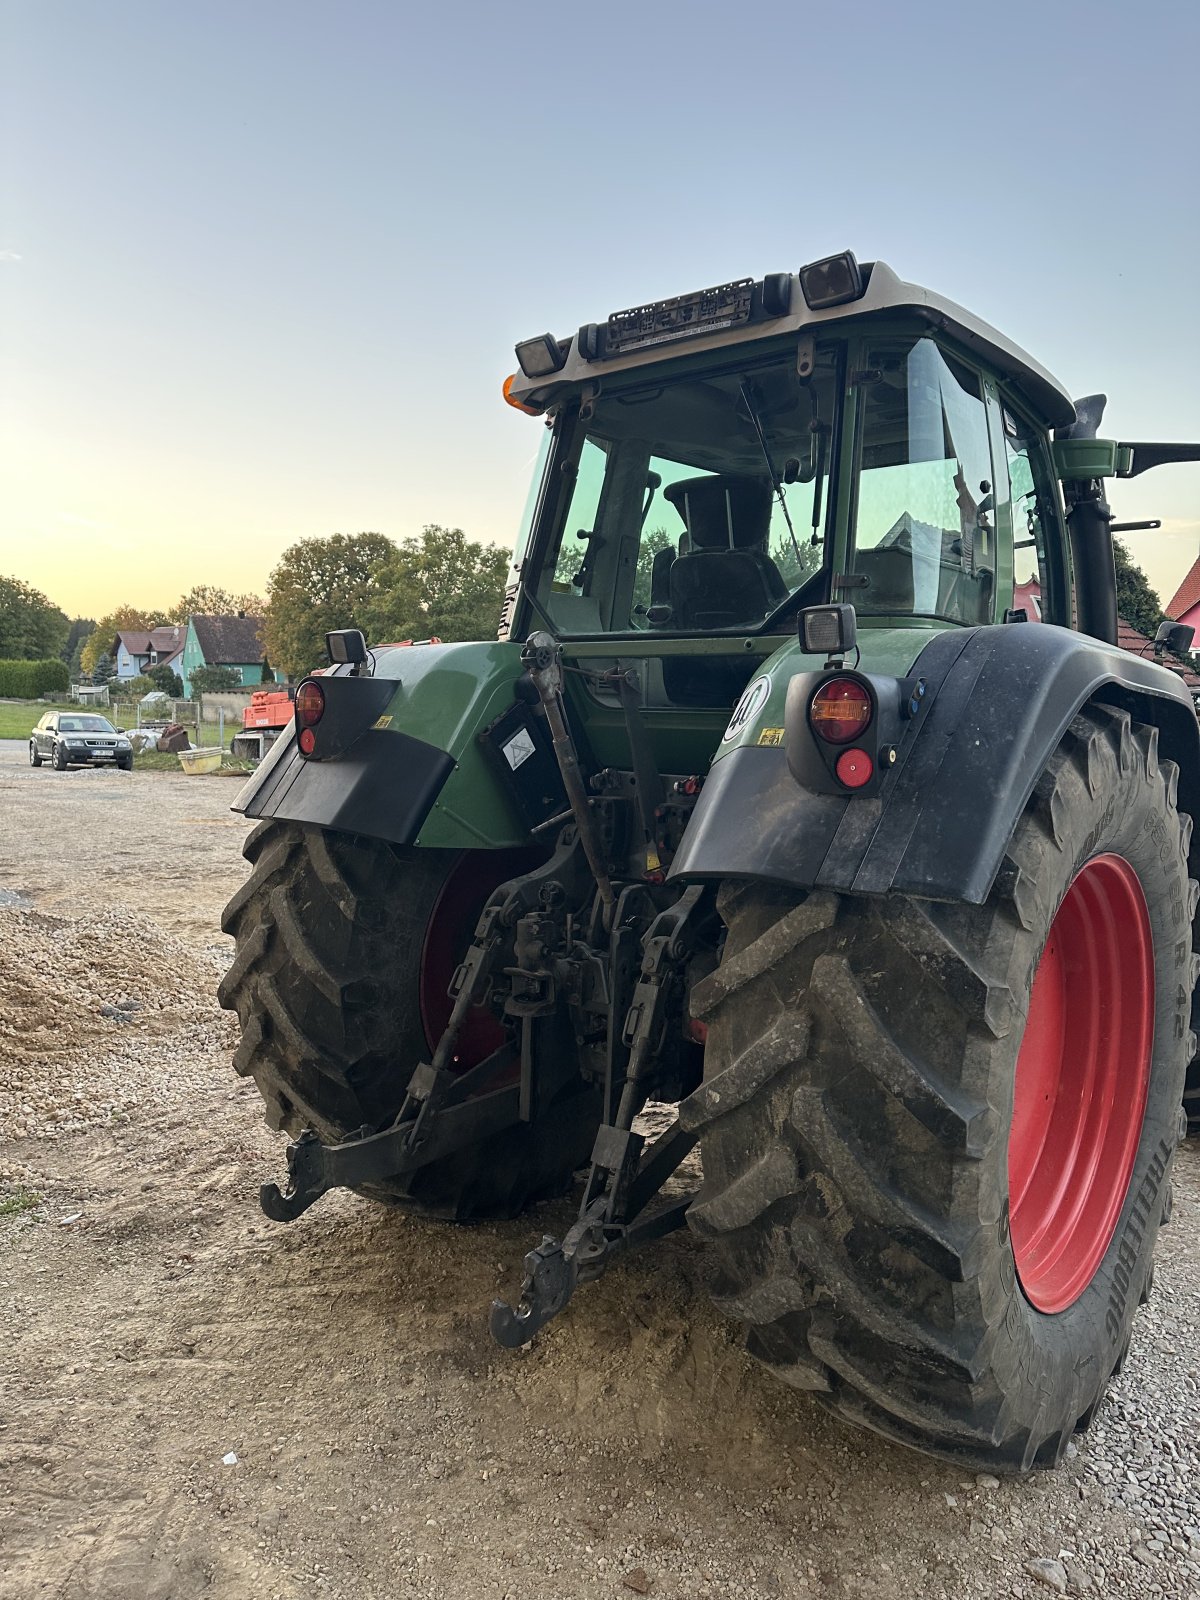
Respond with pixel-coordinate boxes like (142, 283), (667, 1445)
(810, 678), (872, 744)
(298, 727), (316, 756)
(295, 680), (325, 729)
(835, 748), (874, 789)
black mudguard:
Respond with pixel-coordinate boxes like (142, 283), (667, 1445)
(234, 719), (453, 846)
(670, 624), (1200, 904)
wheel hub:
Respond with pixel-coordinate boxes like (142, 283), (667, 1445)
(1008, 853), (1154, 1314)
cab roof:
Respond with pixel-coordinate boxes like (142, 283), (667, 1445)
(509, 258), (1078, 432)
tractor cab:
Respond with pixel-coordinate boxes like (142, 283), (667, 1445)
(503, 255), (1082, 733)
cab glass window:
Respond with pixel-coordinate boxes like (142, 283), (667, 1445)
(852, 339), (997, 625)
(534, 351), (841, 637)
(1002, 408), (1067, 626)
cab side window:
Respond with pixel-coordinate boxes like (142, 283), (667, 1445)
(853, 338), (999, 625)
(1002, 410), (1068, 626)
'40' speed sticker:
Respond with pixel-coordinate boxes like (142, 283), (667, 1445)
(722, 675), (771, 743)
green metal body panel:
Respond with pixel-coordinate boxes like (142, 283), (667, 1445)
(364, 642), (531, 847)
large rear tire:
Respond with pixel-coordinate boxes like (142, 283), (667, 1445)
(218, 820), (603, 1220)
(684, 707), (1195, 1471)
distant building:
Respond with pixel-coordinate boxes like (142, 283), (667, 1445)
(180, 613), (273, 699)
(1165, 553), (1200, 641)
(109, 625), (187, 681)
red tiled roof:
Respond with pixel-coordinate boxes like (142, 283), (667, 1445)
(111, 625), (186, 658)
(1166, 555), (1200, 620)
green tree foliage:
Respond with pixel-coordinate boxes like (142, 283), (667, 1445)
(265, 532), (396, 679)
(92, 652), (115, 684)
(148, 663), (184, 698)
(1114, 539), (1168, 639)
(0, 577), (69, 661)
(1113, 540), (1195, 666)
(168, 585), (265, 623)
(80, 606), (166, 676)
(189, 664), (244, 694)
(632, 527), (677, 616)
(113, 674), (156, 699)
(361, 526), (509, 646)
(62, 617), (96, 666)
(68, 632), (91, 680)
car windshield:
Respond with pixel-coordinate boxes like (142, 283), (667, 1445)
(532, 349), (840, 637)
(59, 716), (117, 733)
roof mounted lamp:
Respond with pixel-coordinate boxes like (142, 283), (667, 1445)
(798, 251), (865, 310)
(515, 334), (567, 380)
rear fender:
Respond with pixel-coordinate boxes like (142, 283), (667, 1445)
(232, 642), (541, 849)
(670, 624), (1200, 903)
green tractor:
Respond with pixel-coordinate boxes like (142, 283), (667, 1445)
(220, 253), (1200, 1472)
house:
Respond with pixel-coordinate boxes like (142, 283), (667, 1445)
(1165, 552), (1200, 640)
(180, 613), (273, 699)
(110, 625), (187, 680)
(1017, 576), (1200, 701)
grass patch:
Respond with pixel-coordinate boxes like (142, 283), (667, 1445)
(0, 701), (47, 739)
(2, 698), (240, 757)
(0, 1187), (41, 1217)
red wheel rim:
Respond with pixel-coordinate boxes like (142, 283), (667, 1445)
(419, 850), (538, 1075)
(1008, 854), (1154, 1313)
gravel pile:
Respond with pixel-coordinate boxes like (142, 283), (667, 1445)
(0, 900), (236, 1150)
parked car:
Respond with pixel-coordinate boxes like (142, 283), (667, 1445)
(30, 712), (133, 771)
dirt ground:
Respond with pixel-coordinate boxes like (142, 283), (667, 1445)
(1, 741), (1198, 1600)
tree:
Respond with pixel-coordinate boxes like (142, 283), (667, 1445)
(361, 526), (508, 646)
(0, 576), (69, 660)
(92, 652), (115, 684)
(113, 674), (156, 700)
(632, 526), (676, 616)
(62, 616), (96, 666)
(168, 585), (265, 623)
(1114, 539), (1166, 639)
(68, 630), (92, 681)
(148, 663), (184, 698)
(1113, 539), (1193, 667)
(189, 664), (243, 694)
(80, 606), (166, 676)
(265, 532), (396, 679)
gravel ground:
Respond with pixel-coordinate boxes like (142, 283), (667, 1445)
(1, 740), (1198, 1600)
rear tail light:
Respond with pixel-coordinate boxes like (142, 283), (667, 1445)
(295, 680), (325, 729)
(810, 678), (872, 744)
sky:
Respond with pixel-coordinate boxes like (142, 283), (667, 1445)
(2, 0), (1198, 621)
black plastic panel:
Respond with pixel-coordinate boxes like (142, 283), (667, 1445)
(234, 725), (454, 846)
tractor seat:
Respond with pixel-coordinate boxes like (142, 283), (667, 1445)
(660, 475), (788, 630)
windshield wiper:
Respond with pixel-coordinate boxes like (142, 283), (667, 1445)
(738, 378), (803, 568)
